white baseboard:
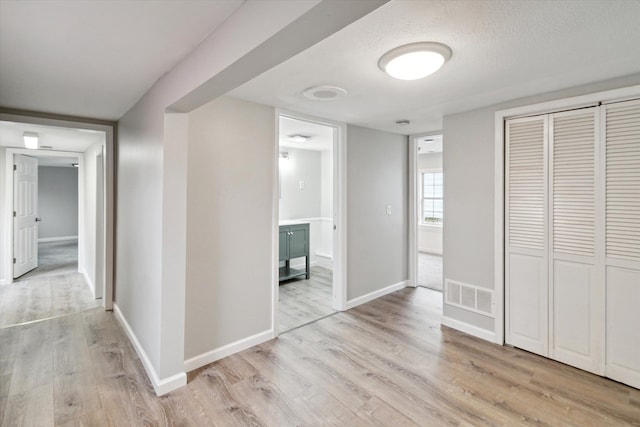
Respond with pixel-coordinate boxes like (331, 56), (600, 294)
(419, 247), (442, 255)
(315, 254), (333, 271)
(38, 236), (78, 243)
(346, 280), (407, 310)
(184, 329), (273, 372)
(290, 260), (318, 270)
(441, 315), (496, 343)
(113, 304), (187, 396)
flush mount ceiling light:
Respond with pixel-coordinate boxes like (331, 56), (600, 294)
(23, 131), (39, 149)
(395, 119), (411, 126)
(379, 42), (452, 80)
(303, 85), (347, 101)
(288, 134), (311, 143)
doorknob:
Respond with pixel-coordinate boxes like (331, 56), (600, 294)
(35, 217), (42, 222)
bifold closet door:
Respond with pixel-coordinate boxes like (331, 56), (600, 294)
(506, 116), (548, 356)
(549, 107), (604, 375)
(603, 99), (640, 388)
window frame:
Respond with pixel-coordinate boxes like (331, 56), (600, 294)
(419, 168), (443, 227)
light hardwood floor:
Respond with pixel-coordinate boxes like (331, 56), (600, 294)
(0, 241), (100, 329)
(2, 287), (639, 426)
(279, 266), (335, 332)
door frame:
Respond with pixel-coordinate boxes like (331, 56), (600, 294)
(494, 84), (640, 346)
(408, 132), (444, 290)
(0, 112), (115, 310)
(272, 109), (347, 336)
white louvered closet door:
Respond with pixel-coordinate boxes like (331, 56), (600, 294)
(506, 116), (549, 356)
(549, 108), (604, 375)
(604, 99), (640, 389)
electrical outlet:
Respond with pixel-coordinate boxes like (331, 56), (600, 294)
(386, 204), (392, 215)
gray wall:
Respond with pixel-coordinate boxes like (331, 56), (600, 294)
(442, 73), (640, 332)
(38, 166), (78, 239)
(347, 125), (409, 301)
(113, 0), (362, 384)
(185, 96), (274, 359)
(279, 147), (321, 220)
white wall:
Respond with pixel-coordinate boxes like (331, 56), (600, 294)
(185, 96), (274, 360)
(114, 1), (384, 392)
(417, 152), (443, 254)
(80, 143), (103, 298)
(347, 125), (408, 301)
(442, 73), (640, 335)
(38, 166), (78, 240)
(279, 147), (321, 220)
(321, 150), (333, 218)
(0, 148), (6, 283)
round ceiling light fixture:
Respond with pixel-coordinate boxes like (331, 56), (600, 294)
(303, 85), (348, 101)
(378, 42), (452, 80)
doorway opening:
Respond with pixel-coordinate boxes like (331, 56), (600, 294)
(414, 134), (443, 293)
(274, 112), (346, 334)
(0, 118), (113, 328)
(16, 153), (80, 282)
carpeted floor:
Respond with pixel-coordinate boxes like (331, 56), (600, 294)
(418, 252), (443, 291)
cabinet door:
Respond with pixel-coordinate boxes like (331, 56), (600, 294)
(279, 227), (289, 262)
(288, 225), (309, 258)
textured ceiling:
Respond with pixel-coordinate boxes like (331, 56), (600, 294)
(0, 0), (244, 120)
(230, 0), (640, 134)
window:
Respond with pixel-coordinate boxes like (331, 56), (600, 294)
(421, 170), (443, 225)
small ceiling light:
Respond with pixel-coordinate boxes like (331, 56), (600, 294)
(288, 134), (310, 143)
(379, 42), (452, 80)
(395, 120), (411, 126)
(23, 131), (39, 149)
(303, 85), (347, 101)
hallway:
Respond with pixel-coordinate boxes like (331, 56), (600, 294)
(0, 241), (99, 328)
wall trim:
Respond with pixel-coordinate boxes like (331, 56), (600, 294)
(184, 329), (273, 372)
(419, 248), (443, 255)
(441, 315), (496, 343)
(38, 236), (78, 243)
(113, 304), (187, 396)
(346, 280), (407, 310)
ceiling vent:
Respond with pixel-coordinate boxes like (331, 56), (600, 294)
(303, 85), (347, 101)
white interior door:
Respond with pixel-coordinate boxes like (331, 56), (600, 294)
(549, 107), (604, 375)
(505, 115), (549, 356)
(13, 154), (39, 278)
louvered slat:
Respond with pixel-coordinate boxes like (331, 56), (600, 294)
(606, 101), (640, 261)
(552, 111), (596, 257)
(508, 118), (545, 250)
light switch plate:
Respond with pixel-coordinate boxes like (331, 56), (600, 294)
(386, 204), (392, 215)
(299, 180), (305, 190)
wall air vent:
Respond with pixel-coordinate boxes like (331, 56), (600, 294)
(445, 279), (495, 317)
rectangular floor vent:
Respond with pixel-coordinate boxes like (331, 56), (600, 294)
(445, 279), (495, 318)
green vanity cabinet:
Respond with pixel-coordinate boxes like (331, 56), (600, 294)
(279, 222), (310, 282)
